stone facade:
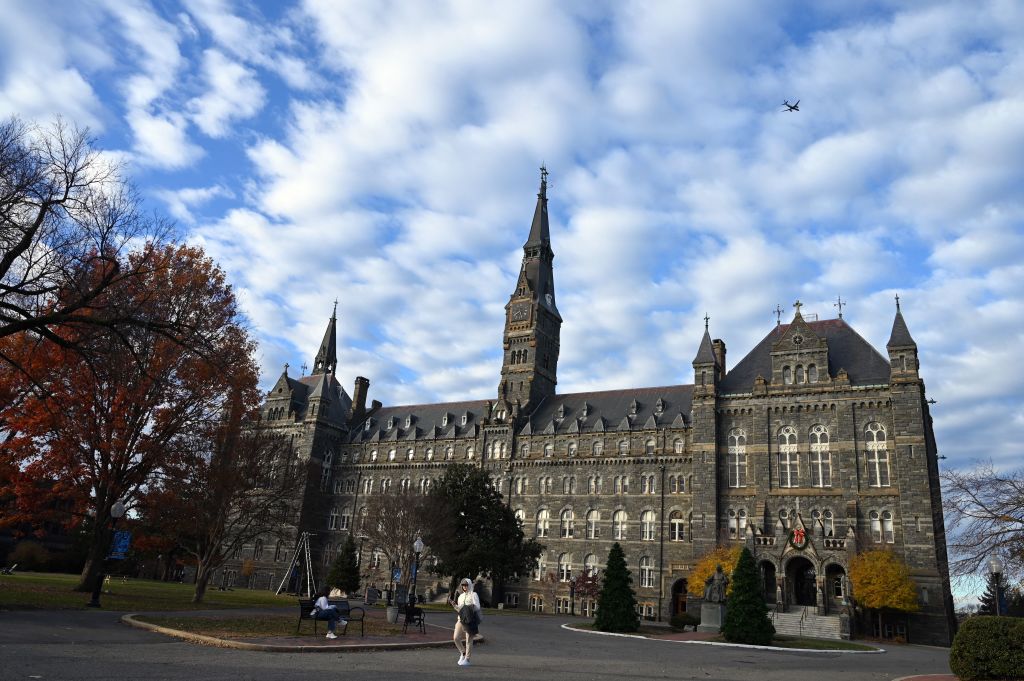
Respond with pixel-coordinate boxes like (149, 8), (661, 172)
(222, 172), (956, 646)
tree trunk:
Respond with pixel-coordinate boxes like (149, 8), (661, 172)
(193, 561), (212, 604)
(75, 525), (108, 592)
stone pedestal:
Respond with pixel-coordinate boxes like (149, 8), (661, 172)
(698, 602), (726, 633)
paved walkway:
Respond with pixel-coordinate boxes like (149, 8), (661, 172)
(124, 604), (460, 652)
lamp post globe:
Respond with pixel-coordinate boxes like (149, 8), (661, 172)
(87, 500), (126, 608)
(988, 556), (1004, 616)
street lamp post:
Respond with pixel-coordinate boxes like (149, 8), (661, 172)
(411, 536), (424, 606)
(988, 556), (1004, 616)
(569, 576), (577, 616)
(87, 500), (126, 608)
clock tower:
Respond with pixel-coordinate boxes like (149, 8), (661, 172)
(497, 167), (561, 417)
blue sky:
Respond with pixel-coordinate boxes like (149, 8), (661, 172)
(3, 0), (1023, 489)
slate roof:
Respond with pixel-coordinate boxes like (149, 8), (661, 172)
(270, 373), (352, 423)
(348, 399), (490, 443)
(521, 385), (693, 435)
(719, 319), (891, 393)
(693, 329), (717, 365)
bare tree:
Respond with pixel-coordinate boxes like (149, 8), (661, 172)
(942, 461), (1024, 580)
(139, 401), (308, 603)
(0, 117), (207, 381)
(361, 491), (426, 589)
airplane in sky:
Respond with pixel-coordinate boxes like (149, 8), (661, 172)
(782, 99), (800, 112)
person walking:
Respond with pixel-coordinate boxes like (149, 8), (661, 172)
(450, 577), (481, 666)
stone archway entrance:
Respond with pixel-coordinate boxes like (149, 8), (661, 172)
(787, 556), (817, 607)
(671, 578), (688, 615)
(759, 561), (777, 603)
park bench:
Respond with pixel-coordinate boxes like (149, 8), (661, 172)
(0, 563), (16, 575)
(402, 604), (426, 634)
(297, 598), (365, 636)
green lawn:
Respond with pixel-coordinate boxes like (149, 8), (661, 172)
(0, 572), (296, 611)
(135, 614), (405, 639)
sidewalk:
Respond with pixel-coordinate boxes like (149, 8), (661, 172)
(123, 604), (460, 653)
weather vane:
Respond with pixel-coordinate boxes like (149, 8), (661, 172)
(704, 313), (710, 331)
(895, 293), (901, 312)
(774, 304), (783, 325)
(834, 295), (845, 319)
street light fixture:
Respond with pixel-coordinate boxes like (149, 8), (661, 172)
(411, 536), (424, 606)
(988, 555), (1004, 617)
(569, 575), (577, 616)
(87, 501), (126, 608)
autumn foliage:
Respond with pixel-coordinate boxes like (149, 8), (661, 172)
(0, 244), (258, 591)
(688, 545), (743, 597)
(849, 549), (920, 614)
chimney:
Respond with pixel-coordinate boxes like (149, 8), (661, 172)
(712, 339), (727, 378)
(350, 376), (370, 425)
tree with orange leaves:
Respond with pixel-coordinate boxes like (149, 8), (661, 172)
(0, 243), (258, 594)
(849, 549), (919, 637)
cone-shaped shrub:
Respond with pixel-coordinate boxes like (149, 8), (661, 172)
(594, 542), (640, 632)
(722, 547), (775, 645)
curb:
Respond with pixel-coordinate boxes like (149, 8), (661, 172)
(560, 624), (886, 654)
(121, 614), (456, 653)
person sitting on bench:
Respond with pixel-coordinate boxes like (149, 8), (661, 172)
(312, 587), (347, 639)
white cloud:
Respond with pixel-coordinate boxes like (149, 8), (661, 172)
(189, 49), (266, 137)
(154, 184), (233, 224)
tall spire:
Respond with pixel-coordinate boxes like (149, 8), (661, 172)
(312, 302), (338, 375)
(498, 166), (561, 413)
(524, 165), (550, 248)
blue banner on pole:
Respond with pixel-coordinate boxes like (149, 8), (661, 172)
(392, 567), (402, 582)
(108, 530), (132, 560)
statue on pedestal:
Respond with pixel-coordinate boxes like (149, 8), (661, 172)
(703, 564), (729, 603)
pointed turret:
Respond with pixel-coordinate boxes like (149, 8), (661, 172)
(887, 296), (916, 349)
(693, 328), (717, 365)
(312, 303), (338, 375)
(887, 295), (919, 378)
(692, 316), (720, 392)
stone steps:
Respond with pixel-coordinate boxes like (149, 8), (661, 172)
(770, 607), (842, 639)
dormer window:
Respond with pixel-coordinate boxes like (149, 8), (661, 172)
(655, 398), (664, 415)
(461, 412), (469, 426)
(442, 413), (449, 427)
(629, 399), (638, 415)
(581, 402), (589, 417)
(387, 416), (396, 430)
(556, 404), (565, 419)
(405, 416), (412, 428)
(364, 419), (373, 432)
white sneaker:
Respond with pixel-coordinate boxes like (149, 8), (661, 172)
(326, 632), (337, 639)
(457, 654), (465, 664)
(459, 658), (471, 667)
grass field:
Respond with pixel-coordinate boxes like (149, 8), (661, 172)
(0, 572), (296, 611)
(135, 614), (406, 639)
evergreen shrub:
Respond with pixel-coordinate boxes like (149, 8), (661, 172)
(949, 616), (1024, 680)
(721, 547), (775, 645)
(594, 543), (640, 632)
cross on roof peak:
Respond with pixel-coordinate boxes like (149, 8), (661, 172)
(834, 295), (845, 319)
(793, 300), (803, 315)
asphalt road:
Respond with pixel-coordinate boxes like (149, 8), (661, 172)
(0, 610), (951, 681)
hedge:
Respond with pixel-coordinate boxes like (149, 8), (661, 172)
(949, 616), (1024, 680)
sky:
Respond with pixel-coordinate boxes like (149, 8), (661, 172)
(2, 0), (1022, 488)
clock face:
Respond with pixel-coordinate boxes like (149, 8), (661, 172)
(511, 303), (530, 322)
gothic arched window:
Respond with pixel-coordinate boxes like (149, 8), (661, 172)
(777, 426), (798, 487)
(727, 428), (747, 488)
(809, 424), (832, 487)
